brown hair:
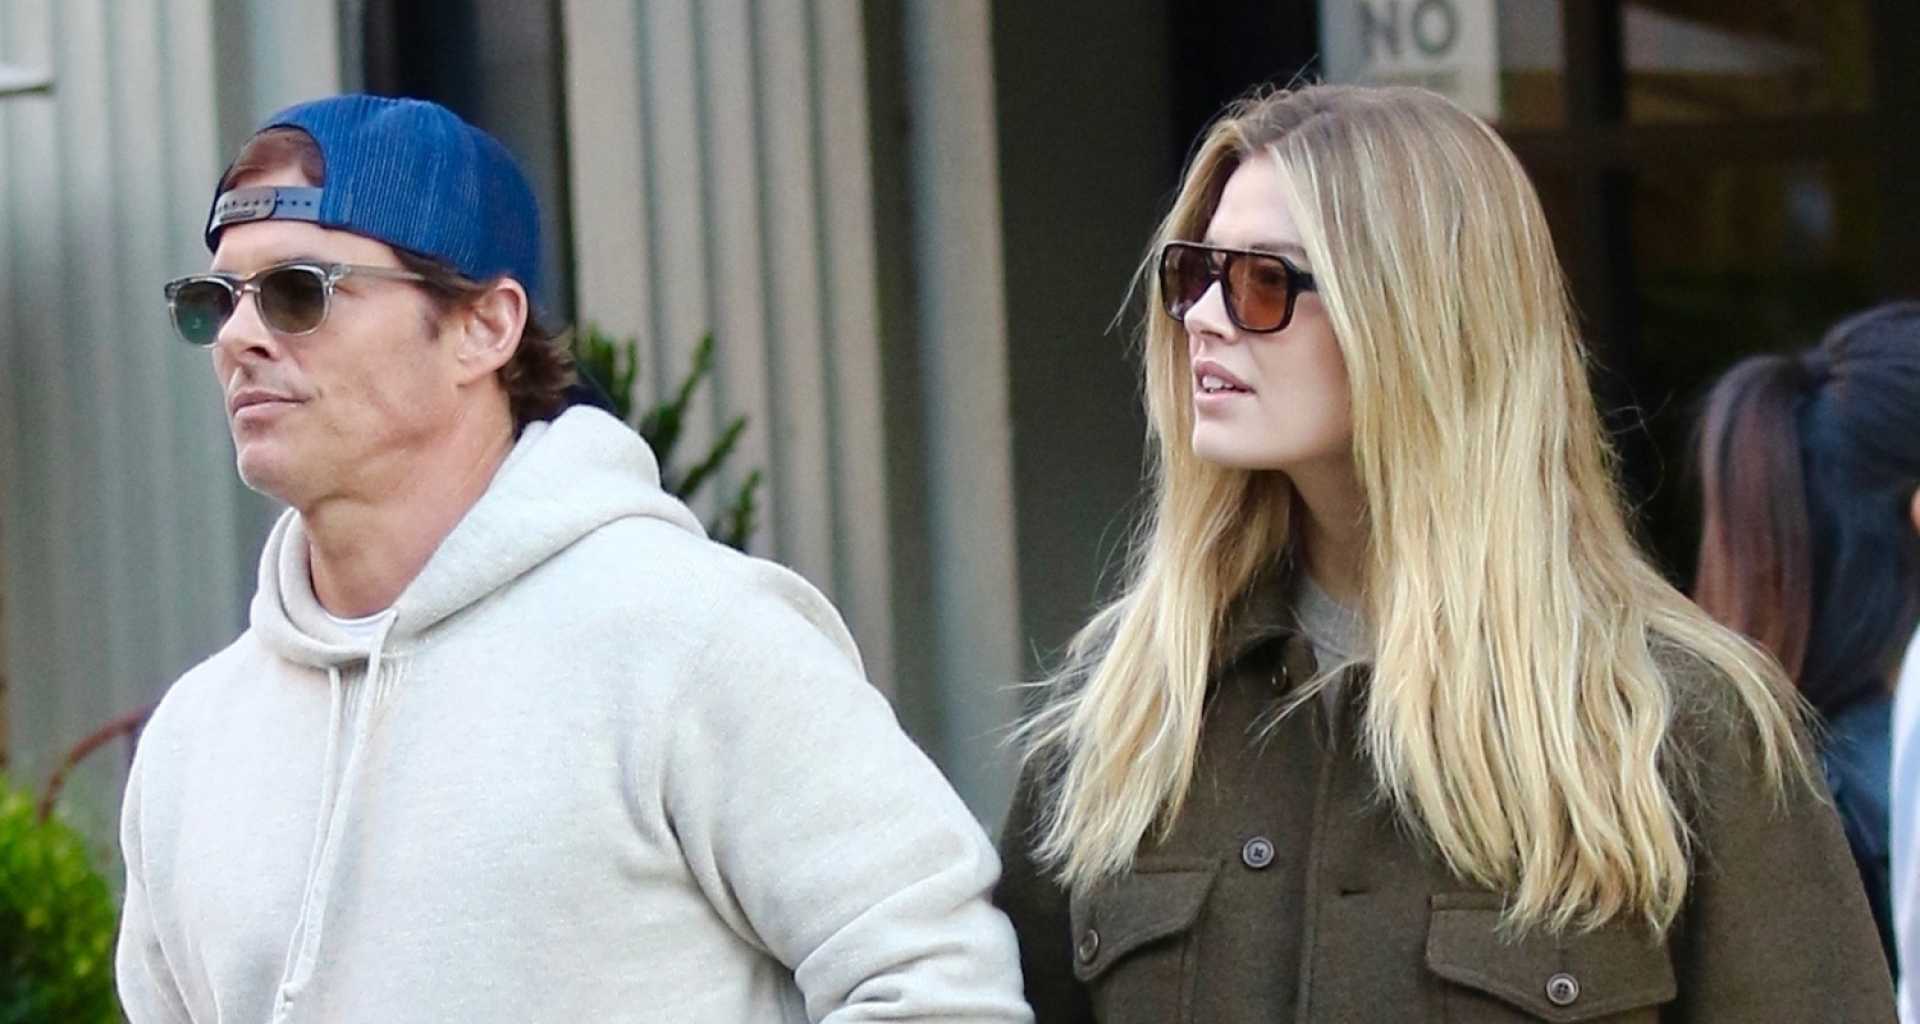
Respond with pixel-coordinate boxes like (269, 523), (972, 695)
(220, 127), (576, 430)
(1692, 357), (1816, 682)
(1693, 304), (1920, 718)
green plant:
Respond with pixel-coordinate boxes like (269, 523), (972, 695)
(0, 777), (119, 1023)
(574, 326), (764, 550)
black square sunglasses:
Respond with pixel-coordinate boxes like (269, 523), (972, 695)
(1158, 240), (1318, 334)
(163, 261), (426, 347)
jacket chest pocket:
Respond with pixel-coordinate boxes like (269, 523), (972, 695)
(1424, 895), (1676, 1023)
(1068, 858), (1218, 1024)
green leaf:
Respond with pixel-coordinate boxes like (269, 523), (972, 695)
(640, 335), (717, 471)
(571, 327), (763, 552)
(0, 775), (121, 1022)
(678, 415), (749, 503)
(712, 469), (764, 550)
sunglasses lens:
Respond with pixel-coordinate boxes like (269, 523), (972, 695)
(1225, 253), (1293, 332)
(1160, 244), (1213, 320)
(257, 266), (330, 335)
(169, 280), (236, 346)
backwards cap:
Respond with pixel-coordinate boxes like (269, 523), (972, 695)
(205, 93), (545, 312)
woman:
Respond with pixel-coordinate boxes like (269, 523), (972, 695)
(994, 84), (1893, 1022)
(1694, 304), (1920, 978)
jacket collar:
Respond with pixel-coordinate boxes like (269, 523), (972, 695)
(1215, 558), (1317, 684)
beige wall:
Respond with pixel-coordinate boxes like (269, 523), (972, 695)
(0, 0), (341, 846)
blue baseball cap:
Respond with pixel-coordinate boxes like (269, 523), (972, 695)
(204, 93), (546, 314)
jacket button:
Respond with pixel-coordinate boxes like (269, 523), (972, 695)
(1076, 928), (1100, 963)
(1545, 972), (1580, 1007)
(1241, 835), (1276, 869)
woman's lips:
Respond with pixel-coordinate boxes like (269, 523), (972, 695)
(1192, 358), (1253, 396)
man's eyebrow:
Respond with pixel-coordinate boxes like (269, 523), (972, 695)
(208, 252), (330, 275)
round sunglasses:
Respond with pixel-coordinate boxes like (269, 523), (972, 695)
(162, 261), (427, 347)
(1158, 240), (1318, 334)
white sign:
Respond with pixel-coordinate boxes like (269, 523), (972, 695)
(0, 62), (52, 98)
(1318, 0), (1501, 120)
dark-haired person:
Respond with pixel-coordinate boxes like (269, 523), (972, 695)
(115, 94), (1029, 1023)
(1694, 301), (1920, 977)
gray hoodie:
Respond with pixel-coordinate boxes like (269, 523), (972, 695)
(116, 407), (1030, 1023)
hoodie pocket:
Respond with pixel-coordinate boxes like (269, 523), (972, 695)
(1424, 894), (1676, 1023)
(1068, 858), (1218, 1024)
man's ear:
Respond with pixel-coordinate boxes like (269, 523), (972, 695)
(1908, 485), (1920, 539)
(452, 278), (529, 383)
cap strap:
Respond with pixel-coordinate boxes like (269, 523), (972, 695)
(210, 186), (323, 231)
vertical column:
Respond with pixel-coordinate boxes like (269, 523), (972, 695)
(63, 0), (140, 772)
(560, 0), (655, 397)
(640, 0), (717, 486)
(0, 3), (23, 775)
(695, 0), (777, 553)
(813, 0), (894, 697)
(755, 0), (835, 589)
(1, 0), (86, 811)
(899, 0), (1023, 824)
(162, 0), (255, 654)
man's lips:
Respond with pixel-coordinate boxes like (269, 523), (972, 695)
(227, 388), (302, 417)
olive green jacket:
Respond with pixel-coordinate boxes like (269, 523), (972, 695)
(995, 587), (1895, 1023)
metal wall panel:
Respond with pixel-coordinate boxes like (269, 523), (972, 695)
(896, 0), (1023, 825)
(0, 0), (340, 848)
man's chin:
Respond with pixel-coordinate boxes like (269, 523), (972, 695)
(233, 446), (300, 504)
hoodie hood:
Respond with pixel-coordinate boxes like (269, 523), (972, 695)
(252, 407), (705, 668)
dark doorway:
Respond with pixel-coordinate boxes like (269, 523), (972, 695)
(356, 0), (578, 324)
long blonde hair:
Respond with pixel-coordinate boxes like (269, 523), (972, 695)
(1016, 85), (1809, 934)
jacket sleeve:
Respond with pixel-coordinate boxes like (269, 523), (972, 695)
(1665, 684), (1897, 1022)
(662, 568), (1032, 1023)
(992, 759), (1094, 1024)
(115, 743), (193, 1024)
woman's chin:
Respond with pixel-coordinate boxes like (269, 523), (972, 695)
(1190, 430), (1280, 471)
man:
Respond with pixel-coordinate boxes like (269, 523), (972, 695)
(117, 94), (1029, 1023)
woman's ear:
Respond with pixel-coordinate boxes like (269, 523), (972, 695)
(453, 278), (529, 383)
(1909, 485), (1920, 539)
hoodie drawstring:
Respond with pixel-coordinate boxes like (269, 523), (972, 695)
(271, 616), (398, 1020)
